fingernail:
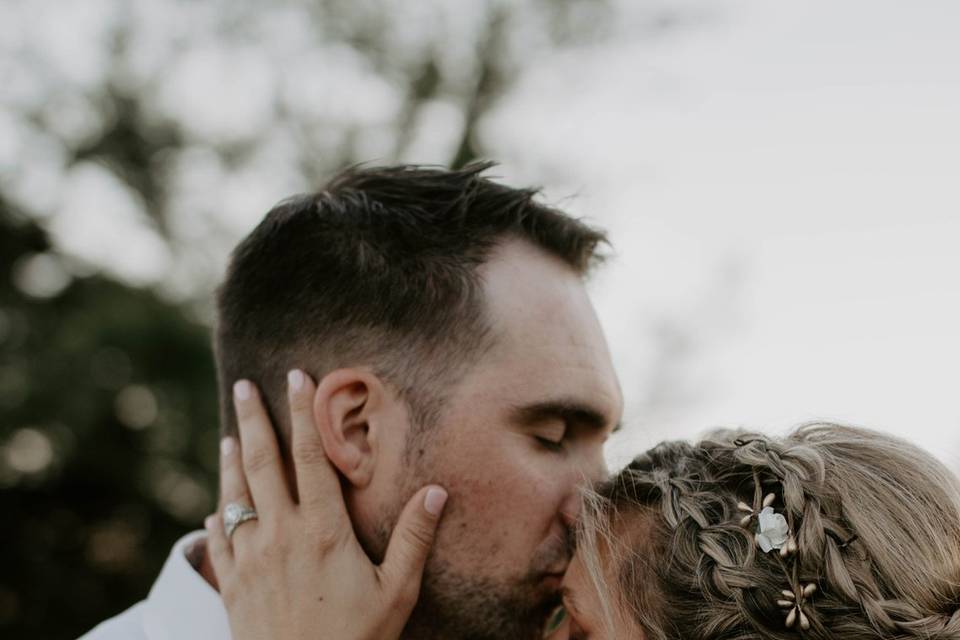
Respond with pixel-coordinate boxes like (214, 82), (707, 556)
(234, 380), (251, 401)
(288, 369), (304, 392)
(220, 437), (236, 457)
(204, 515), (215, 530)
(424, 487), (448, 516)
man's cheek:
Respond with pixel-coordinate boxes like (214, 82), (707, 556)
(439, 473), (509, 525)
(435, 474), (535, 549)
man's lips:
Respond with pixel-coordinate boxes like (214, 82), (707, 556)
(538, 575), (563, 596)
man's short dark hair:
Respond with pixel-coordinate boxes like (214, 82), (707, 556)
(214, 162), (608, 449)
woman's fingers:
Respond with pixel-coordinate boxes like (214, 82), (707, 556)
(287, 369), (344, 522)
(233, 380), (293, 519)
(218, 436), (248, 507)
(379, 485), (448, 606)
(217, 434), (258, 548)
(204, 512), (232, 587)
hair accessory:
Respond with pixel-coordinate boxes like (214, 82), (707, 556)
(740, 470), (813, 631)
(839, 534), (858, 548)
(825, 530), (859, 549)
(756, 505), (792, 554)
(737, 492), (775, 527)
(778, 583), (817, 630)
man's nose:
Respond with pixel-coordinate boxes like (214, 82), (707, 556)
(560, 496), (579, 529)
(560, 457), (608, 528)
(590, 455), (609, 484)
(578, 450), (609, 485)
(559, 482), (589, 529)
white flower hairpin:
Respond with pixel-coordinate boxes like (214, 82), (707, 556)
(738, 492), (798, 556)
(756, 506), (791, 553)
(732, 442), (832, 633)
(735, 470), (814, 632)
(737, 491), (774, 526)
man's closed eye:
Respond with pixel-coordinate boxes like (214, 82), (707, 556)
(535, 435), (566, 452)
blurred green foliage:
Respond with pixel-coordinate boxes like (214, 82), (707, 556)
(0, 200), (219, 637)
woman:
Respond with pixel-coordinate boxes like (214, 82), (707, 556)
(206, 373), (960, 639)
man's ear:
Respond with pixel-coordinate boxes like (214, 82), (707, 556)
(313, 368), (385, 489)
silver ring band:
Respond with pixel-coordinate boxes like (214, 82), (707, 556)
(223, 502), (258, 539)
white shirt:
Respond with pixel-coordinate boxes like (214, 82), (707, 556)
(79, 531), (232, 640)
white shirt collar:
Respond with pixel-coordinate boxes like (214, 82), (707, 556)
(141, 530), (232, 640)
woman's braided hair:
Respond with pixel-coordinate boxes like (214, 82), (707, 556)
(579, 423), (960, 639)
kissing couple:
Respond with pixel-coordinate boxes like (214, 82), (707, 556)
(84, 164), (960, 640)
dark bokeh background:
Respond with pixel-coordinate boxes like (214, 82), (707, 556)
(1, 205), (219, 635)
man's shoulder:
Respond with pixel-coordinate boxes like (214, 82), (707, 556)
(78, 601), (148, 639)
(75, 530), (230, 640)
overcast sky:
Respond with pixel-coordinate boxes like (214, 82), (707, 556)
(6, 0), (958, 469)
(485, 0), (960, 468)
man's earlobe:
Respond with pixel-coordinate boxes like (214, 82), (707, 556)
(312, 369), (380, 488)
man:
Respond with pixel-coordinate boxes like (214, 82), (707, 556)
(81, 163), (623, 639)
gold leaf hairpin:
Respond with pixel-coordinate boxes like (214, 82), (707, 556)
(778, 583), (817, 630)
(737, 492), (775, 526)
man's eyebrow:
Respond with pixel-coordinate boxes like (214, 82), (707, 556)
(508, 399), (621, 434)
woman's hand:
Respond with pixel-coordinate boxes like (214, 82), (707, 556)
(204, 369), (448, 640)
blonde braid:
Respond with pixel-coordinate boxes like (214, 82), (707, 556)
(583, 424), (960, 639)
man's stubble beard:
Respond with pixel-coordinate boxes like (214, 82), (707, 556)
(401, 554), (562, 640)
(372, 465), (567, 640)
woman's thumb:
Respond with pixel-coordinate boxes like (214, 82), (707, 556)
(380, 485), (447, 596)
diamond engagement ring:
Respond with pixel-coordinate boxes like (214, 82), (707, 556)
(223, 502), (258, 539)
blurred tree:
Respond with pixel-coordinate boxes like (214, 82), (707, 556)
(0, 198), (218, 637)
(2, 0), (625, 305)
(1, 0), (701, 636)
